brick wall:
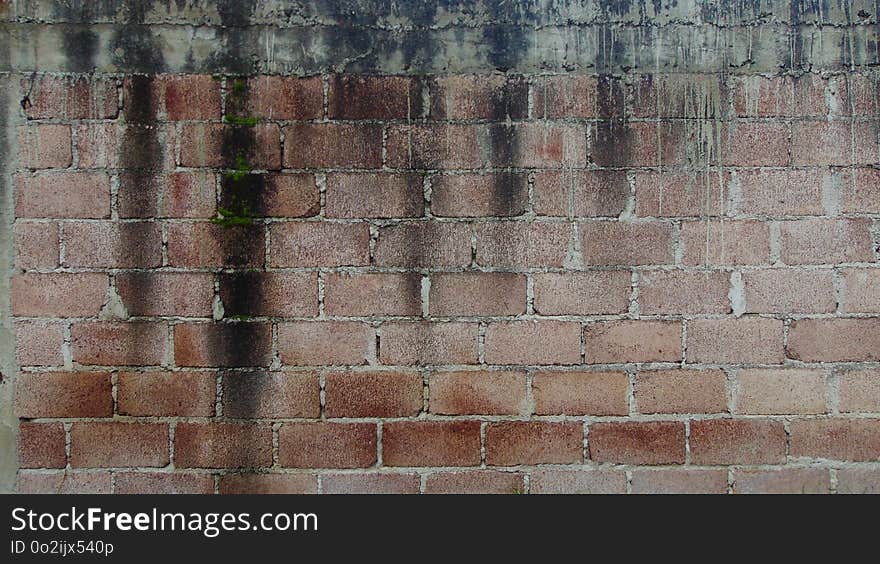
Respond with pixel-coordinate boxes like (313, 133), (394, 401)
(9, 63), (880, 493)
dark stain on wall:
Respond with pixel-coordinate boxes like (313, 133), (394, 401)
(486, 76), (528, 216)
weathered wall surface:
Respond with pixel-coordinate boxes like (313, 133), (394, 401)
(2, 1), (880, 494)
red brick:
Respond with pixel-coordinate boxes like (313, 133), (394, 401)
(325, 370), (422, 417)
(175, 423), (273, 469)
(585, 320), (682, 364)
(14, 221), (59, 270)
(375, 222), (471, 268)
(324, 273), (421, 316)
(579, 221), (673, 265)
(283, 123), (382, 168)
(63, 222), (162, 268)
(690, 419), (786, 464)
(19, 423), (66, 469)
(321, 473), (420, 494)
(742, 269), (835, 313)
(430, 272), (526, 316)
(639, 270), (730, 314)
(634, 171), (724, 218)
(534, 170), (629, 217)
(18, 471), (112, 494)
(262, 174), (320, 217)
(837, 468), (880, 494)
(19, 125), (72, 169)
(721, 122), (790, 166)
(71, 322), (168, 366)
(380, 322), (478, 365)
(850, 74), (880, 116)
(174, 323), (271, 367)
(75, 123), (118, 168)
(228, 76), (323, 120)
(429, 371), (528, 416)
(167, 222), (265, 268)
(179, 123), (281, 168)
(382, 421), (481, 467)
(115, 473), (215, 494)
(729, 169), (835, 216)
(70, 423), (169, 468)
(22, 75), (118, 119)
(589, 421), (686, 465)
(431, 173), (527, 217)
(117, 272), (214, 317)
(531, 75), (599, 118)
(788, 318), (880, 362)
(792, 121), (856, 165)
(496, 123), (588, 167)
(118, 371), (216, 417)
(529, 470), (627, 494)
(425, 471), (525, 494)
(532, 271), (631, 315)
(790, 418), (880, 461)
(269, 222), (369, 267)
(15, 320), (64, 366)
(730, 74), (831, 117)
(475, 222), (570, 268)
(681, 219), (771, 266)
(734, 469), (830, 494)
(841, 268), (880, 312)
(485, 321), (581, 365)
(152, 75), (221, 120)
(486, 422), (582, 465)
(325, 172), (423, 219)
(735, 369), (827, 415)
(11, 273), (107, 317)
(119, 172), (217, 219)
(329, 75), (423, 119)
(278, 321), (374, 366)
(15, 172), (110, 219)
(429, 75), (528, 120)
(590, 121), (658, 167)
(223, 371), (319, 419)
(630, 74), (721, 118)
(279, 423), (377, 468)
(687, 317), (784, 364)
(15, 372), (112, 418)
(219, 474), (317, 494)
(844, 168), (880, 213)
(636, 369), (728, 415)
(838, 369), (880, 413)
(779, 219), (874, 265)
(117, 123), (177, 170)
(219, 272), (318, 317)
(533, 371), (629, 415)
(631, 469), (729, 494)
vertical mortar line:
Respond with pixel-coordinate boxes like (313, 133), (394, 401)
(725, 367), (737, 415)
(827, 367), (840, 415)
(376, 420), (383, 468)
(627, 369), (636, 416)
(479, 420), (487, 467)
(684, 418), (691, 465)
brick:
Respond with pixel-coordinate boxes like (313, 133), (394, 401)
(18, 471), (112, 494)
(429, 272), (526, 316)
(579, 221), (673, 265)
(168, 222), (265, 268)
(15, 172), (110, 218)
(585, 320), (682, 364)
(325, 370), (422, 417)
(533, 271), (631, 315)
(22, 75), (118, 119)
(118, 371), (216, 417)
(639, 270), (730, 314)
(735, 369), (827, 415)
(175, 423), (273, 468)
(329, 75), (423, 119)
(70, 423), (169, 468)
(117, 122), (177, 170)
(219, 474), (318, 494)
(179, 123), (281, 169)
(174, 323), (272, 367)
(486, 422), (582, 465)
(681, 219), (771, 266)
(15, 372), (112, 418)
(14, 221), (59, 270)
(278, 322), (374, 366)
(269, 222), (369, 267)
(779, 219), (874, 265)
(721, 122), (790, 166)
(279, 423), (377, 468)
(429, 371), (528, 416)
(15, 320), (64, 366)
(842, 268), (880, 312)
(631, 469), (729, 494)
(19, 124), (72, 168)
(321, 474), (420, 494)
(219, 272), (318, 317)
(742, 269), (835, 313)
(838, 369), (880, 413)
(589, 421), (686, 465)
(475, 222), (570, 268)
(485, 321), (582, 365)
(730, 75), (830, 117)
(837, 468), (880, 494)
(733, 469), (831, 494)
(227, 76), (323, 120)
(844, 168), (880, 213)
(690, 419), (786, 464)
(534, 170), (629, 217)
(283, 123), (382, 168)
(590, 121), (657, 167)
(431, 173), (528, 217)
(635, 171), (726, 218)
(19, 423), (66, 469)
(529, 470), (627, 494)
(850, 74), (880, 116)
(850, 122), (878, 165)
(531, 75), (599, 118)
(156, 75), (221, 120)
(11, 273), (107, 317)
(119, 172), (217, 219)
(326, 172), (424, 219)
(117, 272), (214, 317)
(115, 473), (215, 494)
(631, 74), (724, 118)
(635, 369), (728, 414)
(425, 471), (525, 494)
(533, 371), (629, 415)
(788, 318), (880, 362)
(71, 322), (168, 366)
(792, 121), (855, 165)
(728, 169), (834, 216)
(223, 371), (319, 419)
(382, 421), (481, 467)
(262, 173), (320, 217)
(380, 322), (478, 365)
(375, 222), (472, 268)
(324, 273), (421, 316)
(76, 123), (118, 168)
(687, 317), (784, 364)
(790, 418), (880, 461)
(63, 222), (162, 268)
(429, 75), (528, 120)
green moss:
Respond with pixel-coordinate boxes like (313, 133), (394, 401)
(232, 78), (247, 93)
(223, 114), (259, 126)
